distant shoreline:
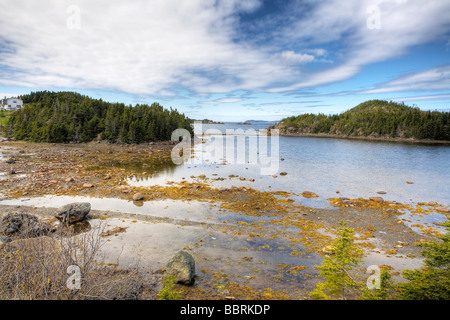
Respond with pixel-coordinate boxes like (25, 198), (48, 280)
(268, 130), (450, 145)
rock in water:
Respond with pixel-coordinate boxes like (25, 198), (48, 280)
(165, 250), (196, 285)
(369, 196), (384, 202)
(132, 192), (144, 201)
(55, 202), (91, 225)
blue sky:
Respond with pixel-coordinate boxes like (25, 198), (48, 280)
(1, 0), (450, 121)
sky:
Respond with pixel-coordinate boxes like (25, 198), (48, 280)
(1, 0), (450, 122)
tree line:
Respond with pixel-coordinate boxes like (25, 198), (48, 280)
(279, 100), (450, 140)
(2, 91), (193, 143)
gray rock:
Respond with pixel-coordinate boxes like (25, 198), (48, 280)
(0, 213), (51, 237)
(165, 250), (196, 285)
(55, 202), (91, 225)
(1, 235), (11, 244)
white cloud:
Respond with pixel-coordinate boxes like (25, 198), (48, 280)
(0, 0), (279, 94)
(268, 0), (450, 91)
(392, 94), (450, 102)
(278, 51), (315, 64)
(0, 0), (450, 97)
(202, 97), (242, 104)
(363, 65), (450, 93)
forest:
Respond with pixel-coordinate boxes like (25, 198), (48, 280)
(1, 91), (193, 143)
(278, 100), (450, 141)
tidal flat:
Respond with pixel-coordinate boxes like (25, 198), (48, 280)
(0, 140), (448, 299)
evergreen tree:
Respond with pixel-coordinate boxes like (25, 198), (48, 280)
(4, 91), (193, 143)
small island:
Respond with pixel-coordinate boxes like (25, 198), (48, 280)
(199, 119), (224, 124)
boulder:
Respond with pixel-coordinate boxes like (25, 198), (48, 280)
(55, 202), (91, 225)
(165, 250), (196, 285)
(436, 207), (450, 213)
(0, 213), (51, 237)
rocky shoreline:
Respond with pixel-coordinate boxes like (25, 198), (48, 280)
(1, 139), (449, 299)
(267, 126), (450, 145)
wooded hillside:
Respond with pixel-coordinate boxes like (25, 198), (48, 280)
(275, 100), (450, 140)
(1, 91), (193, 143)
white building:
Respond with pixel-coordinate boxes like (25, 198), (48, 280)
(1, 97), (23, 111)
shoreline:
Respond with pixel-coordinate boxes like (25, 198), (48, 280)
(1, 139), (449, 299)
(268, 130), (450, 145)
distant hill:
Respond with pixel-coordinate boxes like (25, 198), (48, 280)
(269, 100), (450, 141)
(245, 120), (279, 123)
(1, 91), (193, 143)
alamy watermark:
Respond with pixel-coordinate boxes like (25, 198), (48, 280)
(66, 265), (81, 290)
(67, 5), (81, 30)
(367, 265), (381, 290)
(367, 5), (381, 30)
(171, 121), (280, 175)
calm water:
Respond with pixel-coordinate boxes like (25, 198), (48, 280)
(129, 122), (450, 207)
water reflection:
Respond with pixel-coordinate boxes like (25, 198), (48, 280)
(122, 123), (450, 206)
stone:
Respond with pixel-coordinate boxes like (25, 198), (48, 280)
(82, 183), (94, 188)
(55, 202), (91, 225)
(165, 250), (196, 285)
(103, 174), (112, 180)
(302, 191), (319, 198)
(1, 235), (11, 244)
(406, 181), (414, 184)
(279, 172), (288, 176)
(369, 196), (384, 202)
(428, 201), (438, 206)
(65, 177), (74, 182)
(436, 207), (450, 213)
(132, 192), (144, 201)
(0, 213), (51, 237)
(377, 191), (387, 195)
(5, 158), (15, 164)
